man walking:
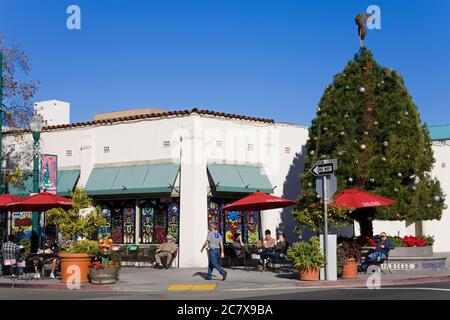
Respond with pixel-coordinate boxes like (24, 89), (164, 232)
(1, 234), (20, 276)
(201, 222), (227, 281)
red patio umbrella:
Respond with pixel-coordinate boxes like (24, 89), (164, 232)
(221, 192), (297, 211)
(0, 194), (23, 210)
(5, 191), (72, 212)
(332, 189), (396, 209)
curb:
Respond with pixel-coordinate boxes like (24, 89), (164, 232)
(0, 281), (113, 291)
(296, 275), (450, 289)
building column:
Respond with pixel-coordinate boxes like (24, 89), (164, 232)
(135, 200), (140, 244)
(179, 114), (208, 268)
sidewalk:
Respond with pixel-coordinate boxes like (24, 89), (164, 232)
(1, 266), (449, 292)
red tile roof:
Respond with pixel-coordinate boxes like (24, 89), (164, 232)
(3, 108), (275, 135)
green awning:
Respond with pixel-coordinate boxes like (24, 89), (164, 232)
(8, 174), (33, 197)
(57, 170), (80, 196)
(207, 164), (273, 193)
(85, 163), (180, 196)
(8, 170), (80, 197)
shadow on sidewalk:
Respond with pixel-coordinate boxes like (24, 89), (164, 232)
(192, 272), (210, 280)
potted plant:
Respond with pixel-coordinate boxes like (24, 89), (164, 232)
(337, 240), (362, 279)
(46, 187), (106, 283)
(88, 238), (121, 284)
(288, 236), (325, 281)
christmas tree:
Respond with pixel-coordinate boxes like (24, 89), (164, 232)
(294, 32), (445, 237)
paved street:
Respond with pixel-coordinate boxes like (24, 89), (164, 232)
(1, 281), (450, 300)
(1, 267), (450, 300)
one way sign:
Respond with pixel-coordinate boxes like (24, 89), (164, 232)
(310, 159), (337, 176)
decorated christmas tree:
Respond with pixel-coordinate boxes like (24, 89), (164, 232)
(293, 17), (446, 237)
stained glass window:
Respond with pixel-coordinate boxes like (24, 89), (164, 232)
(141, 204), (154, 244)
(243, 211), (260, 244)
(122, 205), (135, 244)
(98, 207), (112, 239)
(154, 204), (167, 244)
(208, 201), (222, 235)
(167, 203), (180, 244)
(111, 208), (123, 244)
(224, 210), (242, 244)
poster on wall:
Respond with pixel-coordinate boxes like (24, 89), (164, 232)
(141, 204), (154, 244)
(243, 211), (260, 244)
(154, 205), (167, 244)
(167, 203), (179, 243)
(122, 205), (135, 244)
(40, 154), (57, 194)
(208, 202), (222, 235)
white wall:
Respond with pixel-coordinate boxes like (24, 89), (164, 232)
(34, 100), (70, 126)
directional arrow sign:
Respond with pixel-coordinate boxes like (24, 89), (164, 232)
(310, 159), (337, 177)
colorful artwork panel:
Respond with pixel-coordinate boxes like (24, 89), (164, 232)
(208, 201), (222, 235)
(141, 205), (154, 244)
(243, 211), (260, 244)
(123, 205), (135, 244)
(111, 208), (123, 244)
(167, 203), (179, 243)
(154, 206), (167, 244)
(225, 210), (242, 243)
(98, 208), (112, 240)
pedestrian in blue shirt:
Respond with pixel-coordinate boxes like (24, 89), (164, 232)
(201, 222), (227, 281)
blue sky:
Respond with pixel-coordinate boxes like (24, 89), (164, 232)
(0, 0), (449, 125)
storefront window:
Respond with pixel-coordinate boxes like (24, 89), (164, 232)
(208, 198), (261, 245)
(167, 203), (179, 243)
(141, 203), (155, 244)
(12, 212), (32, 241)
(99, 200), (179, 245)
(123, 204), (136, 244)
(154, 204), (167, 244)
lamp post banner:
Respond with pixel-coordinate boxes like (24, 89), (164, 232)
(40, 154), (58, 194)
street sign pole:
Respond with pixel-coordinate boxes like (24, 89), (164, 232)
(323, 174), (328, 280)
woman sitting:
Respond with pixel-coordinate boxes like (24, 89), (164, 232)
(259, 233), (289, 268)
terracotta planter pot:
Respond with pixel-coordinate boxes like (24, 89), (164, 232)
(341, 259), (358, 279)
(58, 253), (91, 283)
(300, 268), (320, 281)
(89, 267), (118, 284)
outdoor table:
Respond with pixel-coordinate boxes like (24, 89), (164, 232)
(28, 253), (58, 278)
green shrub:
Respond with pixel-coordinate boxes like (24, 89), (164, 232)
(287, 236), (325, 271)
(64, 240), (99, 257)
(419, 235), (435, 246)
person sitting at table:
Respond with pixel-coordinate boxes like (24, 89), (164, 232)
(360, 232), (394, 272)
(259, 233), (289, 268)
(32, 237), (60, 279)
(231, 232), (250, 259)
(259, 229), (275, 250)
(153, 235), (178, 269)
(1, 234), (20, 276)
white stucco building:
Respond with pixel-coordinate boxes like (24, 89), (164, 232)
(2, 101), (308, 267)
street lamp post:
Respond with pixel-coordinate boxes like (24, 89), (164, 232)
(29, 114), (44, 253)
(0, 50), (4, 194)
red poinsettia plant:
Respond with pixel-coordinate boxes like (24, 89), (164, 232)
(402, 235), (427, 247)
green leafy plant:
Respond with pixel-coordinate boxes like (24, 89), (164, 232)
(63, 240), (99, 257)
(46, 187), (106, 240)
(419, 235), (435, 246)
(287, 236), (325, 271)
